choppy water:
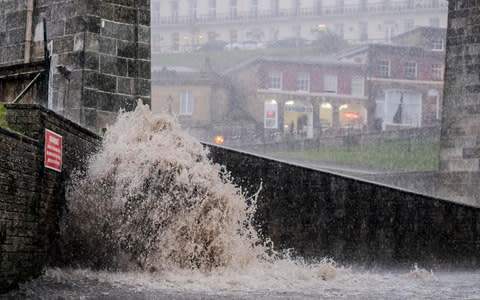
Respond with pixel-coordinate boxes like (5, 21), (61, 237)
(4, 102), (479, 299)
(2, 267), (480, 299)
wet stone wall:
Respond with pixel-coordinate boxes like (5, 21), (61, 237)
(0, 104), (100, 292)
(439, 0), (480, 205)
(206, 144), (480, 268)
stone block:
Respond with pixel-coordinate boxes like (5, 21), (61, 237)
(138, 43), (150, 60)
(6, 11), (26, 30)
(100, 55), (128, 77)
(117, 40), (136, 59)
(134, 78), (150, 96)
(101, 21), (134, 41)
(117, 77), (133, 94)
(127, 59), (150, 79)
(113, 5), (136, 24)
(99, 37), (116, 55)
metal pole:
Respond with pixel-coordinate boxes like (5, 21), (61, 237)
(43, 18), (50, 103)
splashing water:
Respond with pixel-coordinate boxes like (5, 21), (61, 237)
(4, 102), (480, 299)
(62, 101), (343, 279)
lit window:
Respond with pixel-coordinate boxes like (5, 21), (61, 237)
(432, 64), (443, 80)
(432, 39), (444, 51)
(264, 99), (278, 128)
(378, 60), (390, 77)
(269, 72), (282, 90)
(296, 73), (310, 92)
(324, 75), (338, 93)
(404, 62), (417, 79)
(351, 76), (365, 96)
(180, 91), (194, 115)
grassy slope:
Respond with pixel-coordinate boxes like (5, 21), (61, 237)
(271, 139), (440, 172)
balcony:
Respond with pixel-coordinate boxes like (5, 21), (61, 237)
(152, 0), (448, 26)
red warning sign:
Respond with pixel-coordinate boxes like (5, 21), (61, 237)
(44, 129), (62, 172)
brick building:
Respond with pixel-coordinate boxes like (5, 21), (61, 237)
(0, 0), (151, 129)
(338, 28), (445, 130)
(225, 56), (368, 141)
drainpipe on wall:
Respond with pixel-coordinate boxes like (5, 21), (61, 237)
(24, 0), (34, 63)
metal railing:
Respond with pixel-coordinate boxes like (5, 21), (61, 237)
(152, 0), (448, 26)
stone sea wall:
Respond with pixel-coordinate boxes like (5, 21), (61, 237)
(206, 144), (480, 268)
(0, 104), (100, 292)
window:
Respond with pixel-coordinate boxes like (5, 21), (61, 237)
(208, 0), (216, 19)
(404, 62), (417, 79)
(432, 64), (443, 80)
(296, 73), (310, 92)
(171, 32), (179, 51)
(360, 0), (367, 11)
(269, 72), (282, 89)
(384, 90), (422, 127)
(385, 23), (395, 43)
(189, 0), (197, 20)
(359, 22), (368, 41)
(429, 17), (440, 28)
(293, 0), (301, 15)
(230, 0), (238, 18)
(170, 1), (179, 22)
(378, 60), (390, 77)
(316, 0), (323, 14)
(324, 75), (338, 93)
(230, 29), (238, 43)
(351, 76), (365, 96)
(180, 91), (194, 115)
(251, 0), (259, 17)
(264, 100), (278, 128)
(271, 0), (279, 15)
(335, 0), (344, 13)
(433, 39), (444, 51)
(404, 19), (414, 32)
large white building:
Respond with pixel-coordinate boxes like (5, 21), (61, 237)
(151, 0), (448, 52)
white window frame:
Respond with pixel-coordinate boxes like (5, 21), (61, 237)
(432, 38), (444, 51)
(351, 76), (365, 96)
(378, 60), (390, 77)
(324, 75), (338, 94)
(268, 71), (282, 90)
(180, 91), (194, 115)
(431, 64), (443, 80)
(404, 61), (417, 79)
(296, 72), (310, 92)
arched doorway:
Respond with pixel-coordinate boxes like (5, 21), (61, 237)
(284, 100), (313, 138)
